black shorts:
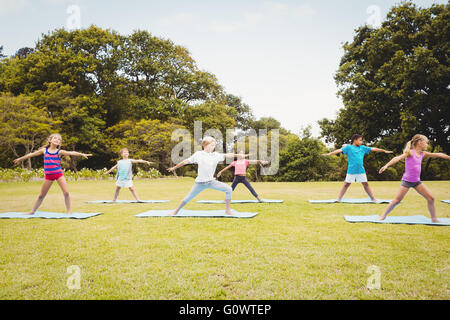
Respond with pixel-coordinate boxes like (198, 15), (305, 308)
(401, 180), (422, 188)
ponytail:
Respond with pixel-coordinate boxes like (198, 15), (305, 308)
(403, 140), (413, 156)
(403, 134), (428, 156)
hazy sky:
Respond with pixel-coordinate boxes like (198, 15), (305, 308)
(0, 0), (446, 136)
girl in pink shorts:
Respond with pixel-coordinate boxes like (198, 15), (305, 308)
(13, 133), (92, 215)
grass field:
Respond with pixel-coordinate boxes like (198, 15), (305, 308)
(0, 178), (449, 300)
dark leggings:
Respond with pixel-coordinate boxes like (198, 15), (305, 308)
(231, 176), (258, 198)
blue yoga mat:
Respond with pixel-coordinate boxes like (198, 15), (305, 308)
(196, 199), (283, 204)
(309, 198), (392, 204)
(344, 215), (450, 226)
(86, 200), (170, 204)
(135, 209), (258, 218)
(441, 200), (450, 204)
(0, 211), (103, 219)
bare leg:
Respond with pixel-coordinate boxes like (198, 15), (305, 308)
(28, 180), (54, 214)
(170, 200), (187, 216)
(112, 187), (121, 202)
(129, 186), (142, 202)
(378, 186), (409, 220)
(56, 176), (71, 214)
(414, 183), (439, 223)
(337, 183), (351, 202)
(170, 183), (204, 216)
(362, 182), (377, 202)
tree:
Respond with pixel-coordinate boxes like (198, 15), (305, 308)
(31, 82), (106, 170)
(0, 46), (5, 92)
(14, 47), (34, 59)
(123, 30), (222, 104)
(276, 130), (336, 182)
(181, 101), (237, 139)
(0, 26), (234, 127)
(0, 93), (60, 169)
(220, 94), (254, 130)
(249, 117), (291, 136)
(320, 2), (449, 161)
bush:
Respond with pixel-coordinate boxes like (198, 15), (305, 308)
(135, 168), (162, 179)
(0, 167), (163, 182)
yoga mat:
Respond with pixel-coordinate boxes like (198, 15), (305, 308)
(309, 198), (392, 204)
(86, 200), (170, 204)
(135, 209), (258, 218)
(0, 211), (103, 219)
(196, 199), (283, 204)
(344, 215), (450, 226)
(441, 200), (450, 204)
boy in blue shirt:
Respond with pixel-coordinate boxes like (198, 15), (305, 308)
(322, 134), (393, 202)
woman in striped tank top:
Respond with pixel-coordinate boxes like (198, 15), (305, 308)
(378, 134), (450, 223)
(13, 133), (92, 215)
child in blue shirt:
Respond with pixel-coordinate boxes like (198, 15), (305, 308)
(322, 134), (392, 202)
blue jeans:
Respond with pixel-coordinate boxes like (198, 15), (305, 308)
(183, 179), (232, 204)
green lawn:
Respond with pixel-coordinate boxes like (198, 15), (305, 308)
(0, 178), (449, 299)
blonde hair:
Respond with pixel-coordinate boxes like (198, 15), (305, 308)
(42, 133), (62, 150)
(120, 148), (129, 155)
(403, 134), (428, 156)
(202, 136), (216, 148)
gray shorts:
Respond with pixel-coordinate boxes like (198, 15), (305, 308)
(401, 180), (422, 188)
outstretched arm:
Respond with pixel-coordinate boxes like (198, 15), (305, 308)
(105, 164), (118, 175)
(379, 152), (409, 174)
(217, 164), (233, 178)
(167, 159), (189, 173)
(248, 160), (269, 165)
(13, 149), (45, 164)
(322, 149), (342, 157)
(131, 159), (154, 165)
(423, 152), (450, 160)
(59, 150), (92, 159)
(371, 147), (393, 154)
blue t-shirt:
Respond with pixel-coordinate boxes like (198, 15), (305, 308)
(342, 145), (371, 174)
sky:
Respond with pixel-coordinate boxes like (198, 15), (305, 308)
(0, 0), (446, 137)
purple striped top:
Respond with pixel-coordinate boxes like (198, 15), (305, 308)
(44, 148), (63, 175)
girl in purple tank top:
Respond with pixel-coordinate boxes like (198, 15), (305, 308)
(378, 134), (450, 223)
(402, 151), (423, 183)
(13, 133), (92, 215)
